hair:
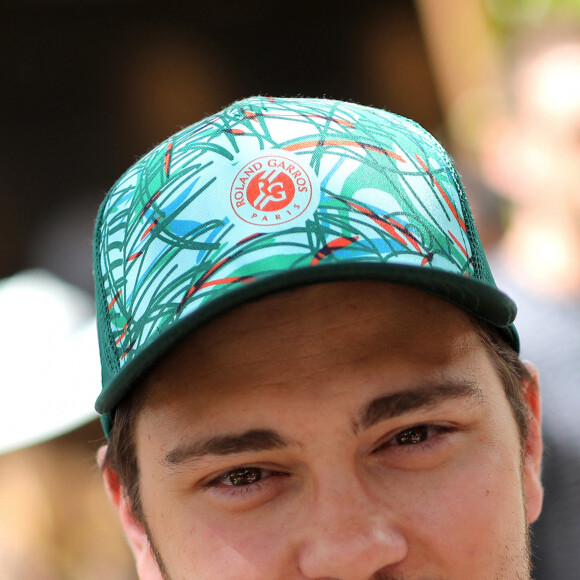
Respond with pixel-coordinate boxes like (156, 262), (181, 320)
(103, 385), (148, 524)
(102, 319), (534, 525)
(474, 321), (533, 445)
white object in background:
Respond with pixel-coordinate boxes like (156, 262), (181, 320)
(0, 269), (99, 453)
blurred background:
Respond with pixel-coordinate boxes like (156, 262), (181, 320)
(1, 0), (580, 578)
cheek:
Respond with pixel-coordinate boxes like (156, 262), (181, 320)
(144, 497), (294, 579)
(396, 448), (527, 566)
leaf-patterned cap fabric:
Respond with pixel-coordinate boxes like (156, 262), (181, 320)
(94, 96), (518, 435)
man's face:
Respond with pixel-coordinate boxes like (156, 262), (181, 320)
(107, 282), (542, 579)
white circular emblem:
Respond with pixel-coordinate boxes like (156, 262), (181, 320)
(230, 153), (316, 228)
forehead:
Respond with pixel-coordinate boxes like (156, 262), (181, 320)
(141, 282), (483, 412)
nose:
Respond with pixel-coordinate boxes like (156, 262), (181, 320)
(297, 480), (408, 579)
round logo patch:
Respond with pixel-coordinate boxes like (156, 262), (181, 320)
(230, 154), (315, 227)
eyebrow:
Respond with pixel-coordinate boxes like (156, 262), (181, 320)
(163, 380), (485, 470)
(355, 380), (485, 432)
(164, 429), (288, 469)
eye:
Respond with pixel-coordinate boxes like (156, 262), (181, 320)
(394, 425), (431, 445)
(202, 465), (288, 501)
(374, 423), (456, 455)
(222, 467), (263, 487)
(207, 465), (283, 490)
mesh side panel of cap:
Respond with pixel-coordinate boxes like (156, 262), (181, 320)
(402, 116), (498, 287)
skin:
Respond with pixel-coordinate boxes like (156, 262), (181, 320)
(102, 282), (543, 579)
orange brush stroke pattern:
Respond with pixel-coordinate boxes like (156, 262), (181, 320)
(447, 230), (469, 258)
(164, 142), (174, 177)
(342, 199), (420, 251)
(311, 236), (359, 265)
(415, 155), (466, 232)
(141, 217), (160, 240)
(108, 289), (122, 311)
(284, 140), (405, 162)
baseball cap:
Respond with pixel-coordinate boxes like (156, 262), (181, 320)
(94, 96), (518, 436)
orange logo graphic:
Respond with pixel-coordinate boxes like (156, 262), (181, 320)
(230, 154), (315, 227)
(247, 170), (295, 211)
